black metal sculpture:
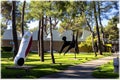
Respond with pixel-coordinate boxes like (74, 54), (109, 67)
(59, 34), (78, 55)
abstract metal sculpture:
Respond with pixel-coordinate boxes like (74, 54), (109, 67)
(14, 31), (32, 66)
(59, 34), (78, 55)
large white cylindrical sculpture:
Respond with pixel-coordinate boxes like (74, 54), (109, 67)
(14, 31), (32, 66)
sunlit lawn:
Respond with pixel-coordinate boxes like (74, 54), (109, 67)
(92, 61), (119, 78)
(1, 52), (112, 78)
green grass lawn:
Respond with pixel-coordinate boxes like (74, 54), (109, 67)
(92, 61), (119, 78)
(1, 52), (112, 78)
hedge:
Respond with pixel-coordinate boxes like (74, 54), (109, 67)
(1, 47), (13, 52)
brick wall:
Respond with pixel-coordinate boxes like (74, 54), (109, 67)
(31, 41), (66, 52)
(1, 40), (79, 53)
(1, 40), (21, 47)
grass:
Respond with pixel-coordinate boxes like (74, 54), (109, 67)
(92, 61), (119, 78)
(1, 52), (112, 78)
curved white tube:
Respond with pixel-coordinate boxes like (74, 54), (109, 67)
(14, 31), (32, 66)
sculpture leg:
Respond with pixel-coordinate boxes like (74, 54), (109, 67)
(64, 46), (73, 55)
(75, 45), (79, 54)
(59, 44), (67, 55)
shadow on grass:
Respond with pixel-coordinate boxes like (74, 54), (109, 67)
(1, 63), (72, 78)
(1, 52), (13, 58)
(1, 68), (58, 78)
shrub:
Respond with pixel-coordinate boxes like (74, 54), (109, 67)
(79, 35), (93, 52)
(1, 47), (12, 52)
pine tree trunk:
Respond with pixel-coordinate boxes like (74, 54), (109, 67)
(41, 16), (44, 62)
(93, 1), (102, 55)
(12, 1), (19, 59)
(85, 14), (97, 57)
(50, 17), (55, 64)
(98, 2), (105, 45)
(92, 32), (97, 57)
(38, 16), (44, 62)
(21, 1), (26, 36)
(38, 20), (41, 57)
(44, 16), (48, 35)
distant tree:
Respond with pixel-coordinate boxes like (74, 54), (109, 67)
(97, 1), (119, 44)
(104, 16), (119, 41)
(75, 1), (98, 56)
